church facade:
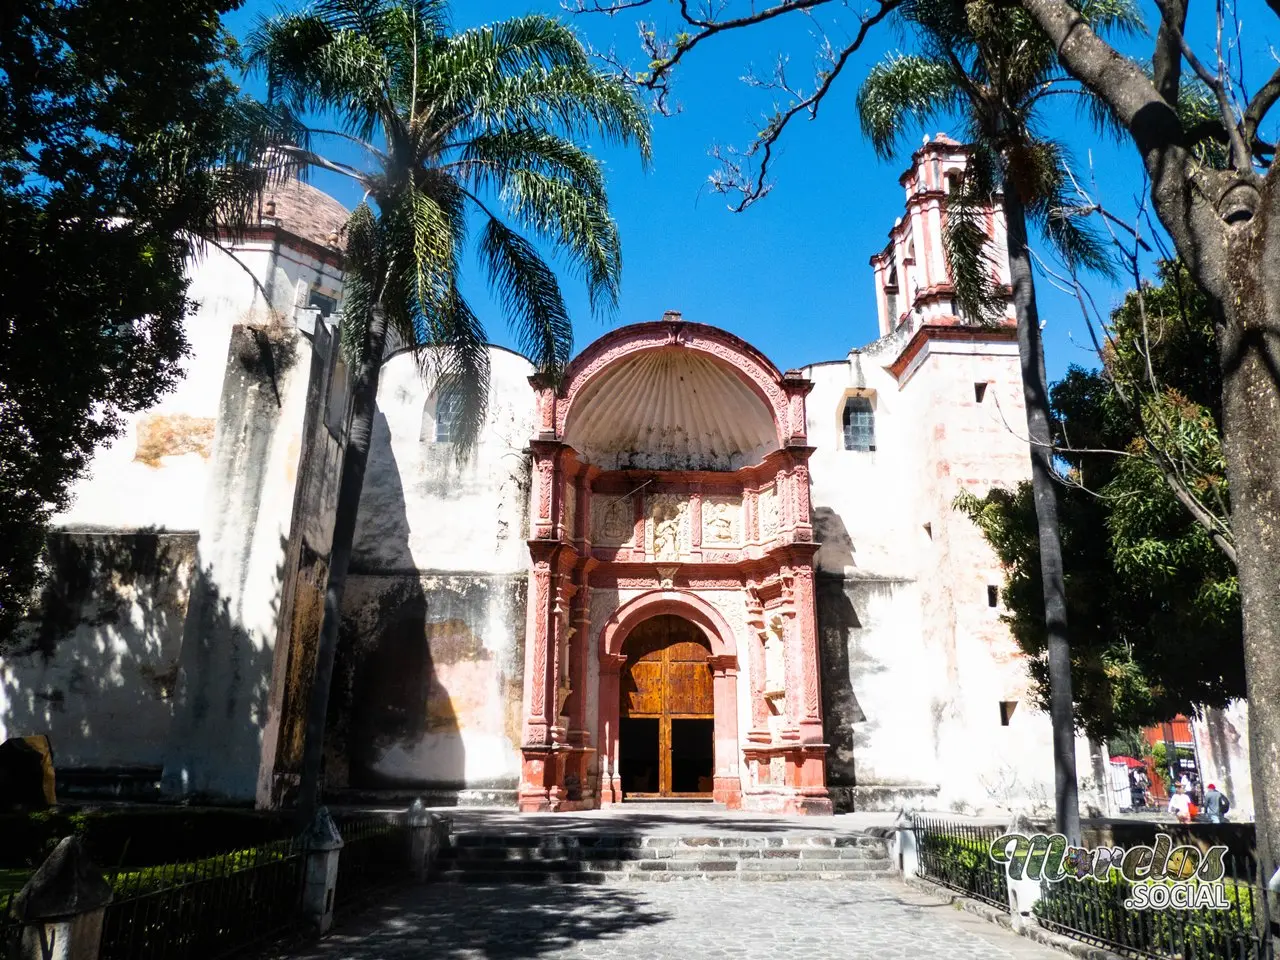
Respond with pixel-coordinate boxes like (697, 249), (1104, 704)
(0, 137), (1106, 815)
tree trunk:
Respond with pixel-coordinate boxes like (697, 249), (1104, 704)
(296, 303), (390, 827)
(1216, 297), (1280, 894)
(1001, 178), (1082, 843)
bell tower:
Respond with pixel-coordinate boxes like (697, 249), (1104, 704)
(869, 134), (1015, 341)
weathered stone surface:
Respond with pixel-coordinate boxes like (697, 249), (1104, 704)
(263, 879), (1069, 960)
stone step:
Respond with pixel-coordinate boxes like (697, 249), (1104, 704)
(448, 833), (888, 850)
(443, 845), (888, 862)
(437, 831), (893, 883)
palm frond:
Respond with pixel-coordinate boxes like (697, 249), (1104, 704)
(480, 218), (574, 377)
(944, 180), (1009, 324)
(856, 54), (966, 160)
(1017, 139), (1117, 277)
(453, 64), (651, 163)
(433, 285), (491, 457)
(498, 168), (622, 316)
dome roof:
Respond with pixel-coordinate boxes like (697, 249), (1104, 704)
(262, 177), (350, 250)
(562, 346), (779, 471)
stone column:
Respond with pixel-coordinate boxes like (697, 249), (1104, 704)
(302, 807), (343, 937)
(709, 654), (743, 808)
(597, 652), (627, 804)
(10, 836), (112, 960)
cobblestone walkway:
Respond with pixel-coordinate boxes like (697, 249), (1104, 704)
(269, 880), (1066, 960)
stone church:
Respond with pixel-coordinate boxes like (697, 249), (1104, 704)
(0, 136), (1103, 815)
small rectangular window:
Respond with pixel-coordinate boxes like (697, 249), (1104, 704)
(999, 701), (1018, 726)
(842, 396), (876, 452)
(974, 382), (988, 403)
(434, 384), (466, 443)
(987, 585), (999, 607)
(309, 290), (338, 317)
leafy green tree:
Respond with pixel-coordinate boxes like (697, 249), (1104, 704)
(1019, 0), (1280, 890)
(856, 0), (1140, 841)
(956, 261), (1243, 743)
(0, 0), (270, 646)
(244, 0), (651, 821)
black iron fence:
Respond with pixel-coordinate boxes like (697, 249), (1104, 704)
(332, 812), (412, 916)
(912, 816), (1010, 911)
(1035, 851), (1273, 960)
(98, 835), (307, 960)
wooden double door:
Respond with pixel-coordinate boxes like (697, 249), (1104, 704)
(618, 614), (715, 798)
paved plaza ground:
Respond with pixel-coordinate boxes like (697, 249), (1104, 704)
(270, 879), (1067, 960)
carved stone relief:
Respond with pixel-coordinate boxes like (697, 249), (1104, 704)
(563, 485), (577, 539)
(700, 496), (742, 547)
(592, 494), (633, 546)
(646, 494), (690, 561)
(759, 485), (779, 541)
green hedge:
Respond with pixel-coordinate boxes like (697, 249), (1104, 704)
(0, 808), (295, 871)
(1035, 873), (1260, 959)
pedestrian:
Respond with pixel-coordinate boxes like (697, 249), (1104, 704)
(1202, 783), (1231, 823)
(1168, 784), (1192, 824)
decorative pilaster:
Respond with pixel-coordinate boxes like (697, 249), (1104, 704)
(597, 652), (627, 804)
(709, 654), (742, 808)
(791, 566), (825, 743)
(519, 547), (556, 812)
(745, 589), (770, 740)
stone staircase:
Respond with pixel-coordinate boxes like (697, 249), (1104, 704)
(437, 831), (894, 883)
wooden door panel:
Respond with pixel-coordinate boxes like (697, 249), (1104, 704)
(624, 661), (664, 715)
(666, 662), (714, 715)
(666, 639), (711, 662)
(619, 614), (715, 797)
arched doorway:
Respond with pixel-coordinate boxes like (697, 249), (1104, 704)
(618, 614), (715, 798)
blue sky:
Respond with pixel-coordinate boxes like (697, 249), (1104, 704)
(225, 0), (1275, 384)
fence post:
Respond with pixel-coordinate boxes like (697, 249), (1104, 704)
(407, 799), (450, 882)
(302, 807), (343, 937)
(1002, 813), (1041, 932)
(9, 836), (113, 960)
(892, 810), (918, 877)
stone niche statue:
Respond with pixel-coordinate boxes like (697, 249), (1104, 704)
(764, 616), (786, 699)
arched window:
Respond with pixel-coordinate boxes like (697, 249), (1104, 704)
(842, 396), (875, 452)
(432, 382), (465, 443)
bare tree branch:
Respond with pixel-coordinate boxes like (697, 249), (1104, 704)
(573, 0), (901, 210)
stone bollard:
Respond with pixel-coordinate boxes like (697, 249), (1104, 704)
(10, 836), (113, 960)
(1001, 812), (1042, 933)
(302, 807), (343, 938)
(407, 799), (451, 882)
(891, 809), (918, 877)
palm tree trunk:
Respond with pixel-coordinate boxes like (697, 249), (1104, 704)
(296, 303), (389, 827)
(1001, 177), (1082, 843)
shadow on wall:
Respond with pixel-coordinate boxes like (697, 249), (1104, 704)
(0, 531), (270, 801)
(161, 549), (281, 802)
(326, 411), (464, 795)
(813, 506), (876, 809)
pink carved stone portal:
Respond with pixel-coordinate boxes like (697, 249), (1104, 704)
(518, 317), (832, 815)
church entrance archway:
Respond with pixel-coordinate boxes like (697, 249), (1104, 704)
(619, 614), (715, 798)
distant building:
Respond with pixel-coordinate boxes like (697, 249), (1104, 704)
(1, 137), (1101, 816)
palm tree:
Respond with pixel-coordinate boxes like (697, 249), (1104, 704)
(245, 0), (651, 823)
(856, 0), (1139, 842)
